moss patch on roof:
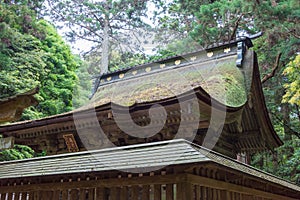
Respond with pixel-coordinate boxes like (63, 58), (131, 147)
(92, 55), (246, 108)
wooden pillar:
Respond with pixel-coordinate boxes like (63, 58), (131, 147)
(7, 192), (13, 200)
(154, 184), (161, 200)
(61, 190), (68, 200)
(28, 191), (34, 200)
(120, 186), (128, 200)
(166, 184), (174, 200)
(176, 182), (193, 200)
(52, 191), (60, 199)
(20, 193), (28, 200)
(132, 186), (139, 200)
(88, 188), (95, 200)
(0, 193), (6, 200)
(79, 189), (87, 200)
(142, 185), (150, 200)
(33, 191), (40, 200)
(220, 190), (230, 200)
(14, 192), (21, 200)
(201, 186), (207, 200)
(95, 187), (105, 200)
(109, 187), (117, 200)
(194, 185), (201, 199)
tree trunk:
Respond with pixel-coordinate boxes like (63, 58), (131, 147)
(100, 17), (110, 74)
(272, 151), (278, 173)
(282, 103), (292, 141)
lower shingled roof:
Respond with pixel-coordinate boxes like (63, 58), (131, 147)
(0, 139), (299, 192)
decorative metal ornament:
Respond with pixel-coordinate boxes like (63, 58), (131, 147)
(207, 52), (213, 57)
(145, 67), (151, 72)
(160, 64), (166, 69)
(175, 60), (181, 65)
(190, 56), (197, 61)
(119, 73), (124, 79)
(224, 48), (231, 53)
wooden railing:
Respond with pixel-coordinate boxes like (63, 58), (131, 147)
(0, 173), (296, 200)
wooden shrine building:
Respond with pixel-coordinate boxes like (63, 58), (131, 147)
(0, 38), (299, 199)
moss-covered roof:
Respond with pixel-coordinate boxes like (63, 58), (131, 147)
(92, 53), (247, 108)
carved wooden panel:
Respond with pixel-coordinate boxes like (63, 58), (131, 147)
(63, 134), (79, 152)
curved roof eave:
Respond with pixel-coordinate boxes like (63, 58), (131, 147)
(251, 53), (283, 147)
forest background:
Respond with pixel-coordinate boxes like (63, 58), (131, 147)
(0, 0), (299, 185)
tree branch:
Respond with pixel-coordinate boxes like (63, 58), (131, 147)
(271, 110), (300, 139)
(68, 26), (101, 44)
(296, 105), (300, 123)
(261, 53), (282, 84)
(91, 12), (104, 27)
(47, 1), (103, 40)
(288, 28), (300, 39)
(230, 14), (243, 40)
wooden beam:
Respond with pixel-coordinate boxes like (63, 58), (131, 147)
(0, 174), (182, 193)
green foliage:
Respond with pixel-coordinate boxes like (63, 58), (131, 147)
(0, 3), (46, 98)
(1, 0), (45, 14)
(148, 37), (200, 61)
(0, 144), (35, 161)
(0, 143), (47, 161)
(0, 1), (89, 161)
(157, 0), (299, 46)
(282, 55), (300, 106)
(252, 137), (300, 185)
(109, 51), (147, 71)
(84, 48), (147, 73)
(0, 2), (82, 120)
(72, 56), (92, 108)
(35, 20), (79, 116)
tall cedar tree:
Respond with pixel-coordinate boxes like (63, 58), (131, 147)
(46, 0), (150, 74)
